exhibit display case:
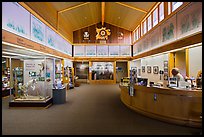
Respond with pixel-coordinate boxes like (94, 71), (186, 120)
(9, 58), (54, 107)
(2, 57), (13, 97)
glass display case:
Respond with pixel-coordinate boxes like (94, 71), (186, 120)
(91, 62), (114, 80)
(9, 58), (54, 107)
(2, 57), (13, 97)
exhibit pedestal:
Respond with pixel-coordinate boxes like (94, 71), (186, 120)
(52, 88), (66, 104)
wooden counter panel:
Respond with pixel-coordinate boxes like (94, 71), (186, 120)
(119, 85), (202, 128)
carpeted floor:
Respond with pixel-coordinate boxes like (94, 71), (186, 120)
(2, 84), (202, 135)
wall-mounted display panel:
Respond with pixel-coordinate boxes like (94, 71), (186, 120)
(109, 46), (119, 56)
(74, 46), (85, 56)
(120, 46), (131, 56)
(97, 45), (109, 56)
(177, 2), (202, 40)
(86, 45), (96, 56)
(66, 43), (72, 56)
(160, 14), (177, 45)
(46, 26), (56, 49)
(31, 14), (46, 45)
(2, 2), (30, 39)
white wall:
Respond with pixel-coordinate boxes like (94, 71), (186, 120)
(64, 59), (73, 68)
(140, 54), (168, 84)
(189, 45), (202, 78)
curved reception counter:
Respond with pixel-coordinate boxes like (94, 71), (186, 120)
(120, 85), (202, 128)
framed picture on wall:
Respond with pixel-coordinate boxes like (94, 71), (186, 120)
(164, 61), (168, 80)
(153, 66), (159, 74)
(138, 68), (141, 76)
(147, 66), (151, 73)
(142, 66), (145, 73)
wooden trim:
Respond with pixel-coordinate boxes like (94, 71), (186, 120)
(57, 12), (59, 30)
(101, 2), (105, 26)
(132, 32), (202, 60)
(18, 2), (73, 45)
(185, 48), (189, 77)
(115, 2), (147, 13)
(58, 2), (90, 13)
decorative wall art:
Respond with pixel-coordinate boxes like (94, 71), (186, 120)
(109, 45), (119, 56)
(177, 2), (202, 39)
(153, 66), (159, 74)
(86, 45), (96, 56)
(96, 27), (111, 40)
(142, 66), (145, 73)
(147, 66), (151, 73)
(2, 2), (30, 39)
(160, 14), (176, 44)
(163, 61), (168, 80)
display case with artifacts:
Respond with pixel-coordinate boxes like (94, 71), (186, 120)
(2, 64), (13, 97)
(9, 58), (53, 107)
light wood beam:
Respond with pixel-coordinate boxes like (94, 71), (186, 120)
(102, 2), (105, 26)
(58, 2), (90, 13)
(115, 2), (147, 13)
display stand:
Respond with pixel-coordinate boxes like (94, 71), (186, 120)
(9, 57), (53, 108)
(52, 88), (66, 104)
(68, 67), (74, 89)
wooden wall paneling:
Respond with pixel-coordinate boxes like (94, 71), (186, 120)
(73, 22), (131, 44)
(168, 52), (174, 77)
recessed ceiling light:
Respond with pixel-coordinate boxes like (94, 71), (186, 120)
(84, 17), (87, 19)
(118, 17), (120, 19)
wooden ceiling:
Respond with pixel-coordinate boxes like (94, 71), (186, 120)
(22, 2), (156, 43)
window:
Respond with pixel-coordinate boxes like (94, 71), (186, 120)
(172, 2), (183, 12)
(168, 2), (171, 15)
(147, 15), (152, 31)
(153, 8), (158, 27)
(159, 2), (164, 22)
(136, 29), (139, 40)
(143, 20), (147, 34)
(138, 27), (140, 39)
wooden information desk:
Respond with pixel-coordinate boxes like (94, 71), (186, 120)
(120, 85), (202, 128)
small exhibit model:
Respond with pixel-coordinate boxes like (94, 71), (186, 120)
(15, 78), (45, 101)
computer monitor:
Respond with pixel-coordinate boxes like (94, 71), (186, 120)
(168, 77), (177, 87)
(137, 78), (148, 86)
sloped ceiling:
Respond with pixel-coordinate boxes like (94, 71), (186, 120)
(23, 2), (156, 43)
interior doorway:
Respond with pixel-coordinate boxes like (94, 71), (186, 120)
(116, 61), (128, 83)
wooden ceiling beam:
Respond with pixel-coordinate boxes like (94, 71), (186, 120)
(102, 2), (105, 26)
(58, 2), (90, 13)
(115, 2), (147, 13)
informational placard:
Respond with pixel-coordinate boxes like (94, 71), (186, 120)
(97, 46), (109, 56)
(120, 46), (131, 56)
(86, 45), (96, 56)
(109, 46), (119, 56)
(2, 2), (30, 39)
(31, 14), (46, 45)
(149, 26), (161, 49)
(74, 46), (85, 56)
(46, 26), (56, 49)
